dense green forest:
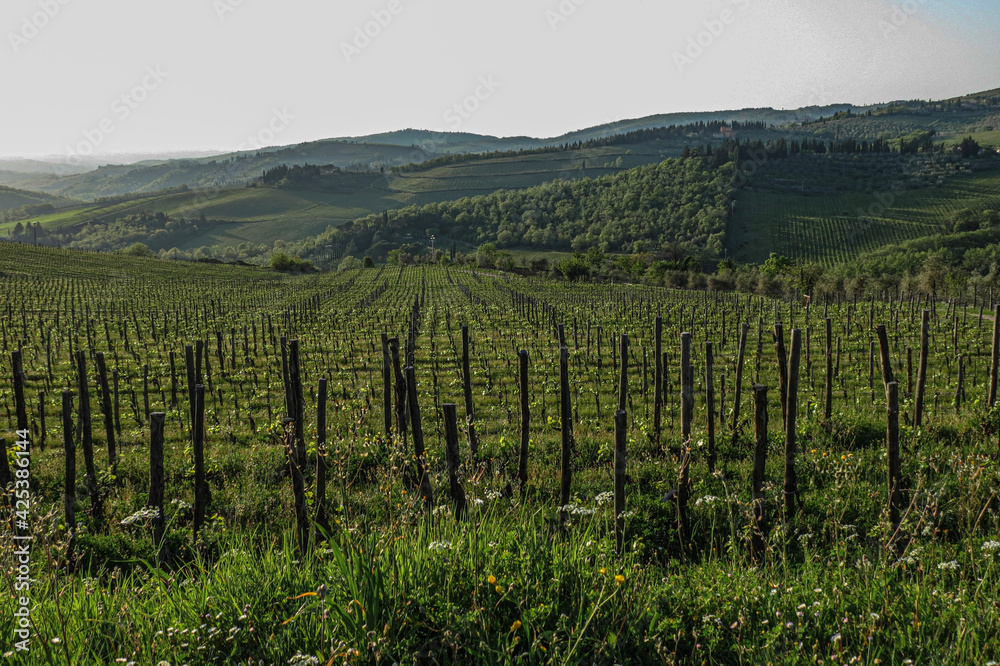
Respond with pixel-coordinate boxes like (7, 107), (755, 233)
(295, 156), (733, 262)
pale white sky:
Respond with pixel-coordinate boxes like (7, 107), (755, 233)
(1, 0), (997, 159)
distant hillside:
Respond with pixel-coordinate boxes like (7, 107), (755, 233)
(0, 185), (74, 213)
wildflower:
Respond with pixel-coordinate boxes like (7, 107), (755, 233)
(595, 491), (614, 505)
(937, 561), (960, 571)
(488, 575), (497, 585)
(615, 575), (625, 584)
(599, 567), (606, 575)
(511, 620), (522, 631)
(495, 585), (504, 594)
(982, 541), (1000, 552)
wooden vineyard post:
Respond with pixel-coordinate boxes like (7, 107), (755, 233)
(283, 417), (309, 556)
(75, 350), (102, 524)
(112, 369), (121, 438)
(192, 384), (207, 546)
(654, 315), (663, 451)
(751, 385), (768, 562)
(11, 350), (28, 442)
(783, 329), (802, 522)
(315, 378), (330, 539)
(915, 309), (929, 427)
(381, 333), (392, 437)
(824, 318), (833, 420)
(558, 346), (573, 528)
(678, 332), (693, 546)
(288, 340), (307, 469)
(876, 324), (896, 388)
(405, 365), (434, 507)
(442, 403), (468, 520)
(185, 344), (196, 436)
(615, 334), (628, 557)
(774, 324), (788, 423)
(955, 355), (965, 415)
(62, 390), (76, 570)
(517, 350), (530, 494)
(705, 341), (716, 474)
(990, 305), (1000, 407)
(886, 381), (905, 554)
(461, 325), (480, 459)
(389, 337), (408, 446)
(731, 322), (749, 446)
(149, 412), (169, 568)
(94, 352), (117, 468)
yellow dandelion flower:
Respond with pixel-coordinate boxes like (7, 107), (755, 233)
(495, 585), (504, 594)
(511, 620), (522, 631)
(599, 567), (606, 575)
(488, 575), (496, 585)
(615, 575), (625, 584)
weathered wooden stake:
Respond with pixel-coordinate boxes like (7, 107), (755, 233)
(678, 332), (693, 545)
(315, 378), (330, 538)
(193, 384), (207, 545)
(75, 350), (101, 524)
(886, 381), (904, 554)
(615, 334), (628, 557)
(558, 346), (573, 527)
(381, 333), (392, 436)
(654, 315), (663, 450)
(751, 384), (768, 561)
(731, 321), (749, 445)
(461, 325), (480, 459)
(62, 390), (76, 569)
(405, 365), (434, 507)
(990, 305), (1000, 406)
(149, 412), (169, 568)
(517, 350), (530, 494)
(915, 309), (929, 427)
(705, 341), (716, 474)
(774, 324), (788, 423)
(94, 352), (117, 468)
(442, 403), (467, 520)
(783, 329), (802, 521)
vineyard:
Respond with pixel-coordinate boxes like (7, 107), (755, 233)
(2, 244), (1000, 664)
(729, 171), (1000, 266)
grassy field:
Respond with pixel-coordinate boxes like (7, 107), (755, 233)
(2, 245), (1000, 663)
(728, 171), (1000, 266)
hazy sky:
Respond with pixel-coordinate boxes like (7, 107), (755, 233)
(1, 0), (998, 159)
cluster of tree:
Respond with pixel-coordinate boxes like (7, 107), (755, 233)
(254, 164), (338, 187)
(2, 203), (55, 224)
(292, 156), (734, 264)
(268, 251), (315, 272)
(391, 121), (767, 173)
